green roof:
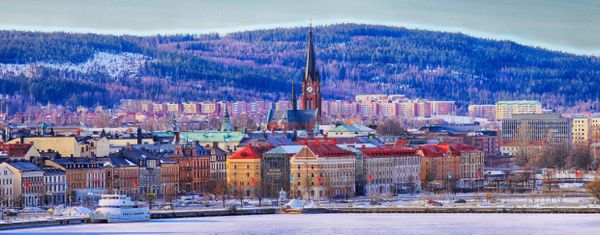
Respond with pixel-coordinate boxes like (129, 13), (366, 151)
(496, 100), (541, 105)
(181, 131), (244, 143)
(153, 131), (245, 143)
(330, 124), (363, 132)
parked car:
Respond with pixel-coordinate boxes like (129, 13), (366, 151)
(454, 199), (467, 203)
(427, 199), (443, 207)
(3, 209), (19, 216)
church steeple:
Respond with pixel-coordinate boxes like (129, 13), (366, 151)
(291, 79), (297, 110)
(300, 24), (322, 121)
(220, 108), (233, 132)
(304, 25), (319, 83)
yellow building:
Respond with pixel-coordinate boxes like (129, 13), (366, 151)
(495, 100), (542, 120)
(290, 143), (356, 200)
(183, 103), (200, 114)
(152, 103), (164, 113)
(572, 115), (590, 148)
(590, 114), (600, 144)
(398, 102), (415, 119)
(226, 145), (272, 198)
(8, 136), (110, 158)
(166, 103), (182, 113)
(355, 94), (388, 103)
(9, 137), (84, 157)
(200, 102), (218, 114)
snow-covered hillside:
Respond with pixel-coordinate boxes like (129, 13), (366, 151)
(0, 52), (148, 78)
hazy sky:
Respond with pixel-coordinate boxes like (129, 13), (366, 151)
(1, 0), (599, 55)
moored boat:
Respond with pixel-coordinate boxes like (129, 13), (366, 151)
(282, 199), (304, 214)
(91, 194), (150, 223)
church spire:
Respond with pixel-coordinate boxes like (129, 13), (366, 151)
(304, 24), (318, 83)
(220, 108), (233, 132)
(291, 79), (297, 110)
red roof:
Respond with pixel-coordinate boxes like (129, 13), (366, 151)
(361, 146), (419, 158)
(0, 143), (34, 158)
(229, 144), (274, 160)
(307, 143), (353, 157)
(418, 143), (480, 158)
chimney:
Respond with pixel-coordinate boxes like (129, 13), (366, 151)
(212, 142), (219, 149)
(175, 131), (180, 144)
(323, 133), (328, 142)
(315, 138), (319, 144)
(331, 138), (336, 144)
(304, 138), (308, 145)
(137, 128), (142, 145)
(20, 136), (24, 145)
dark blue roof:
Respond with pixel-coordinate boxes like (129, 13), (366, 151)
(9, 161), (42, 172)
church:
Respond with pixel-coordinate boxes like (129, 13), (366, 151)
(267, 26), (321, 132)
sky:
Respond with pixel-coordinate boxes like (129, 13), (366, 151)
(1, 0), (599, 56)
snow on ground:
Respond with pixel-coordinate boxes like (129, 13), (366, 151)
(0, 52), (148, 78)
(8, 213), (600, 235)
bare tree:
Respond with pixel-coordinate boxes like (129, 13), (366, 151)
(569, 147), (592, 169)
(376, 118), (406, 136)
(586, 179), (600, 203)
(536, 144), (569, 169)
(515, 122), (533, 167)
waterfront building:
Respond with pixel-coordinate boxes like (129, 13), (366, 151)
(360, 146), (421, 195)
(290, 142), (356, 200)
(226, 144), (274, 198)
(418, 144), (484, 191)
(158, 157), (179, 201)
(0, 162), (45, 207)
(45, 158), (106, 202)
(262, 145), (303, 198)
(167, 133), (211, 195)
(43, 167), (66, 206)
(119, 149), (162, 200)
(103, 156), (140, 199)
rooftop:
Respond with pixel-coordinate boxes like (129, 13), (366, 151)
(8, 161), (43, 172)
(496, 100), (541, 105)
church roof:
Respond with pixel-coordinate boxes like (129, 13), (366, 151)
(267, 109), (317, 125)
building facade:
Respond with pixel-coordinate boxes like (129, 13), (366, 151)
(361, 146), (421, 196)
(290, 143), (356, 200)
(495, 100), (542, 120)
(43, 167), (66, 206)
(501, 114), (571, 145)
(262, 145), (302, 198)
(226, 144), (273, 198)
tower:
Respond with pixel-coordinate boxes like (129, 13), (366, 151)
(291, 79), (297, 111)
(300, 25), (322, 121)
(220, 108), (233, 132)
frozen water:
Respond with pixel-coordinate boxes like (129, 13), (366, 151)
(8, 213), (600, 234)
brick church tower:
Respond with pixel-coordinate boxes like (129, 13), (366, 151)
(300, 25), (322, 121)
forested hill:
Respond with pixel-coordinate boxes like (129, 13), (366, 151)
(1, 24), (600, 113)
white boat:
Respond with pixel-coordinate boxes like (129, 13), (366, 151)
(282, 199), (304, 214)
(91, 194), (150, 223)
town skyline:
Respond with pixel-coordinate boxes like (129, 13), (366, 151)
(2, 2), (600, 233)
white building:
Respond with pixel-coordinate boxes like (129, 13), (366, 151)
(44, 167), (67, 206)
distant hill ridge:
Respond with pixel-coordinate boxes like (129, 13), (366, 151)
(1, 23), (599, 113)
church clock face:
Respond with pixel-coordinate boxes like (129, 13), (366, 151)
(306, 86), (313, 94)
